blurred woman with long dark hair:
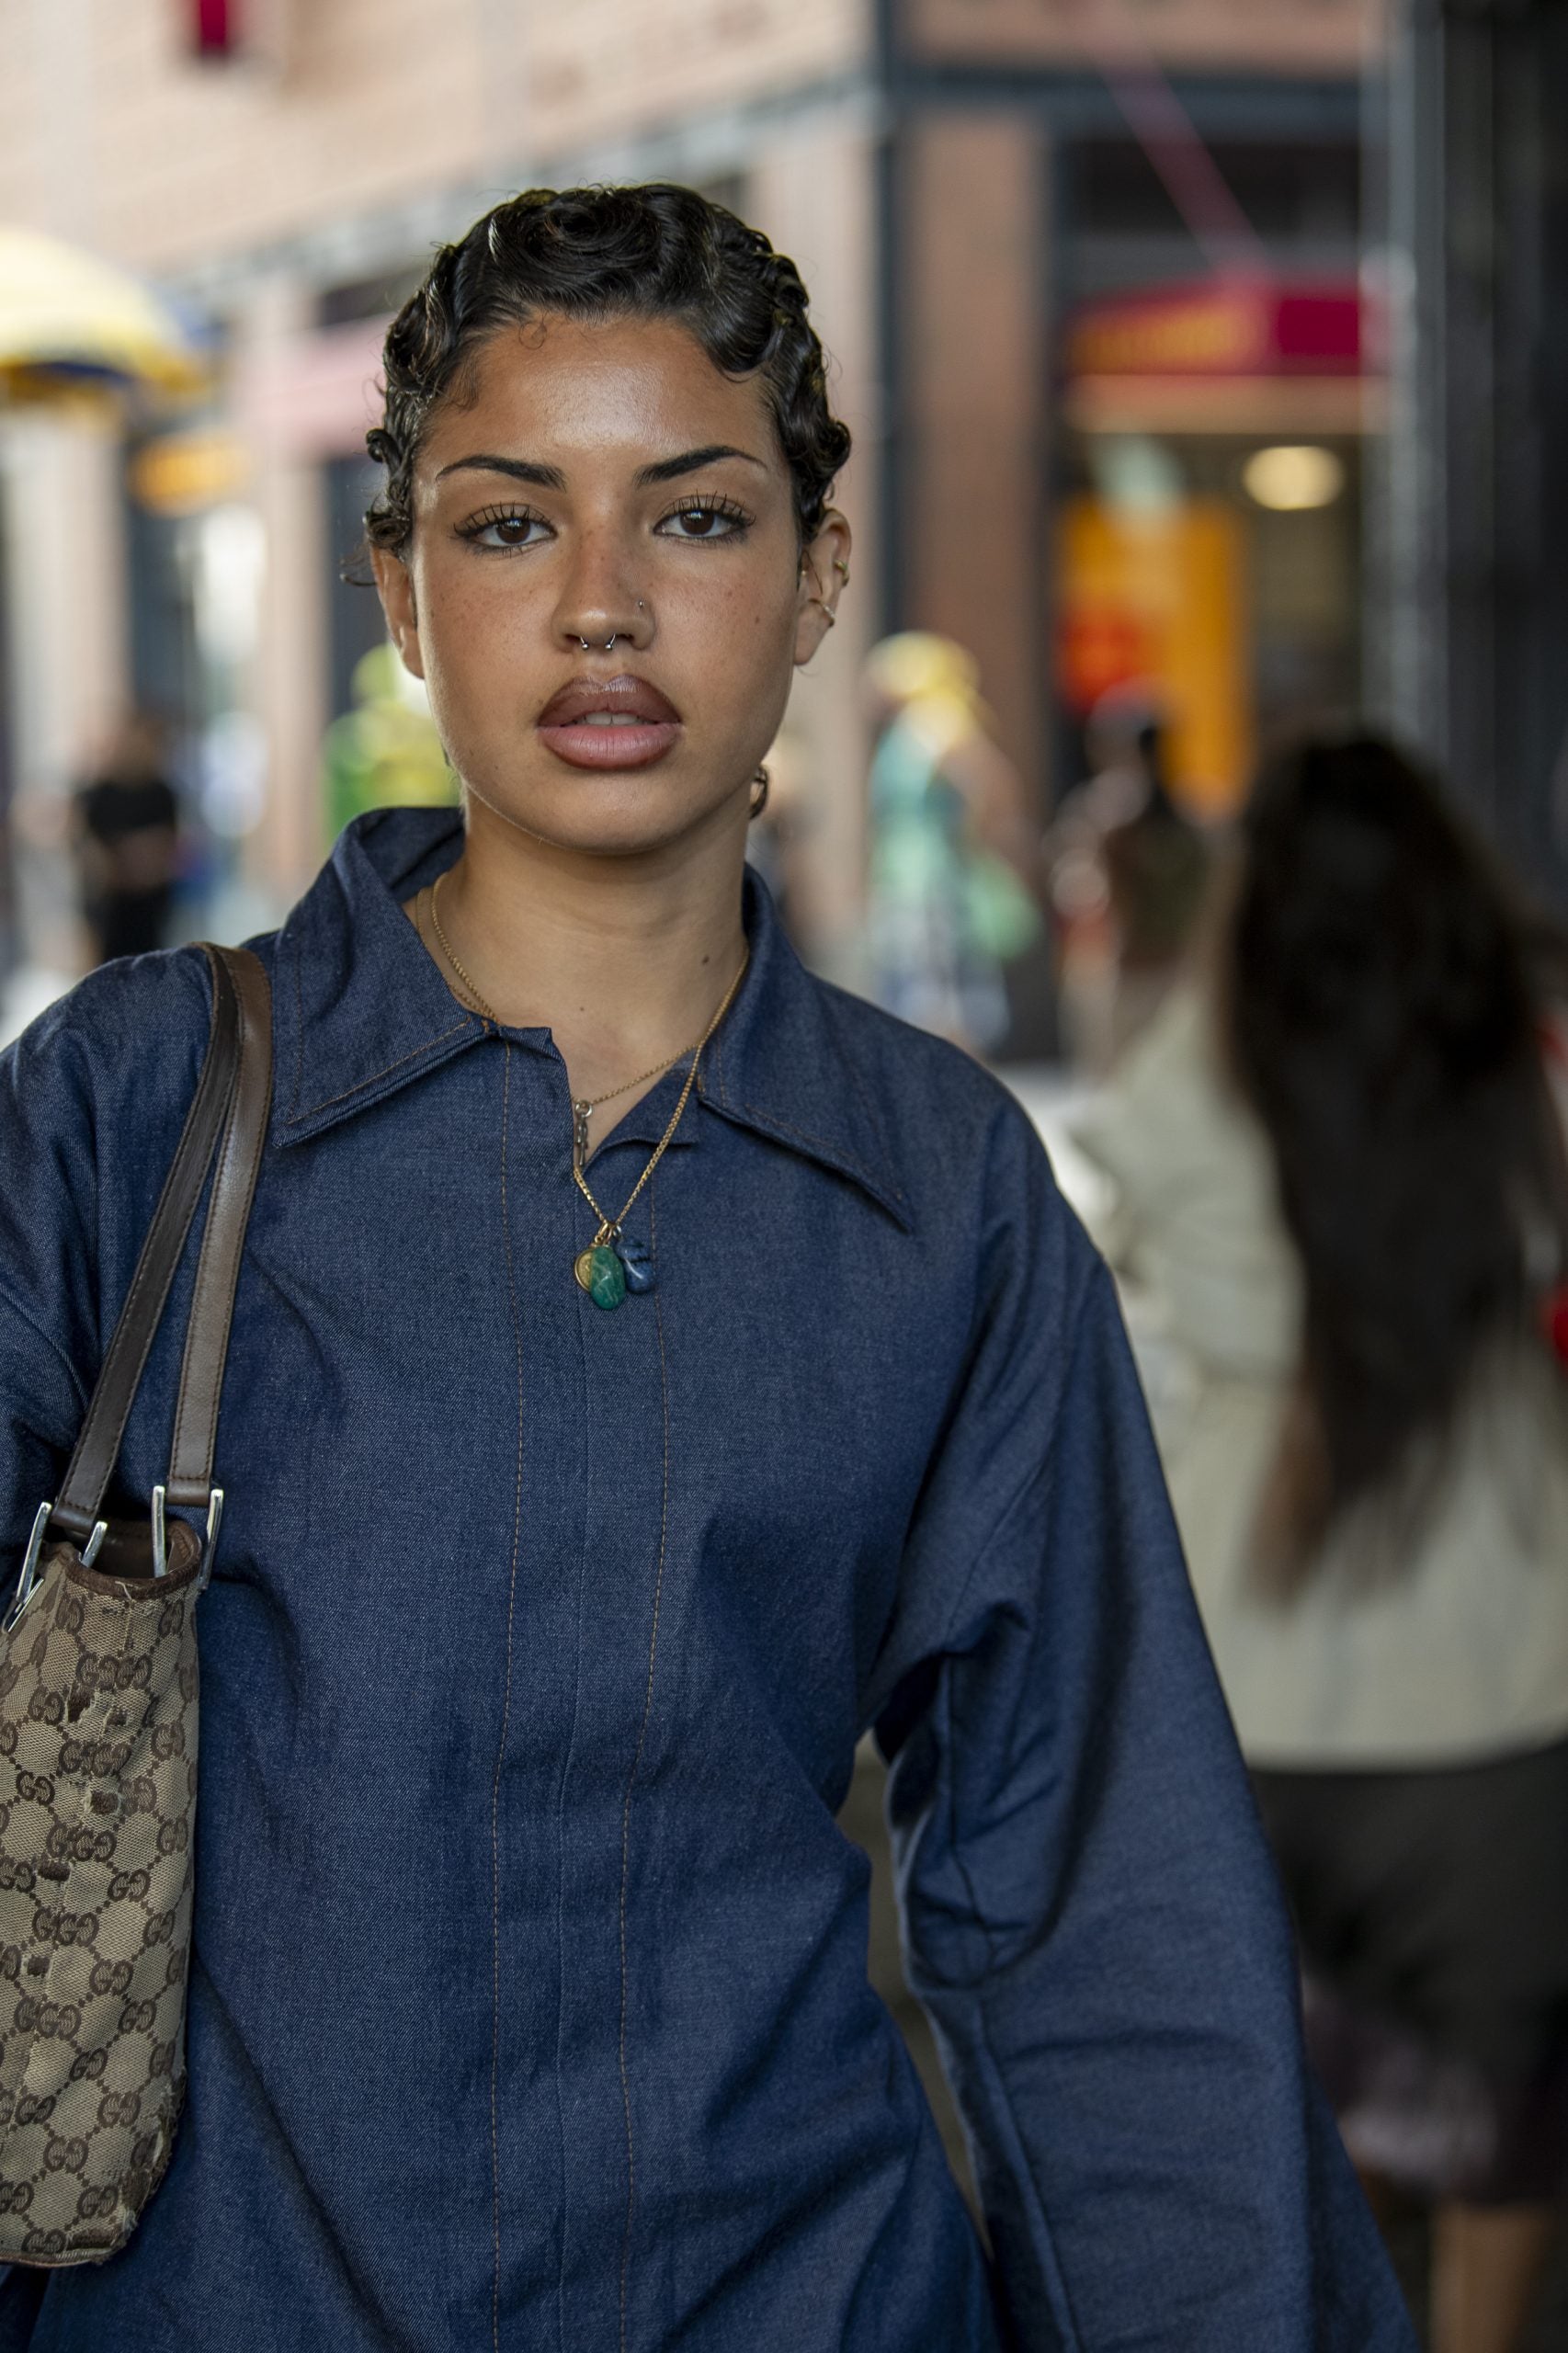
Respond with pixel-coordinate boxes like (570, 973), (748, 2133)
(1078, 733), (1568, 2353)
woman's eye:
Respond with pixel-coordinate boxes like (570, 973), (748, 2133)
(459, 509), (551, 551)
(655, 500), (750, 541)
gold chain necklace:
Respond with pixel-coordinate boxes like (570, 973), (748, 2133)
(426, 873), (748, 1313)
(430, 874), (713, 1167)
(569, 954), (746, 1309)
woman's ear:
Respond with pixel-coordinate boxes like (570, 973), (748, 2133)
(371, 548), (426, 680)
(793, 508), (853, 667)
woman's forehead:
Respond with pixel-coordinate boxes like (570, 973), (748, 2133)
(422, 313), (779, 477)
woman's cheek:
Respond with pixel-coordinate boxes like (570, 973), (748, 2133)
(418, 642), (492, 772)
(422, 609), (513, 742)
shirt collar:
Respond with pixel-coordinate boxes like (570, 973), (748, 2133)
(274, 807), (484, 1143)
(273, 807), (912, 1231)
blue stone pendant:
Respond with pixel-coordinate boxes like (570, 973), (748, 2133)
(615, 1236), (655, 1294)
(574, 1245), (627, 1312)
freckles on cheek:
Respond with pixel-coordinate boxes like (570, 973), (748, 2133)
(421, 580), (513, 700)
(414, 600), (482, 721)
(418, 558), (487, 642)
(730, 576), (797, 649)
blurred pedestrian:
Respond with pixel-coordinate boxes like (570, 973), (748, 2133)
(863, 631), (1040, 1052)
(73, 710), (181, 964)
(1077, 733), (1568, 2353)
(0, 194), (1410, 2350)
(1046, 691), (1211, 1073)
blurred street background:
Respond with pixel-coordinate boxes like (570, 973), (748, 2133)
(5, 2), (1568, 2344)
(6, 0), (1567, 1029)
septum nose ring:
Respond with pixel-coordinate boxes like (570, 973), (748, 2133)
(576, 602), (646, 654)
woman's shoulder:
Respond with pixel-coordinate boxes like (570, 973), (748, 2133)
(1075, 985), (1271, 1202)
(3, 936), (279, 1142)
(0, 943), (284, 1352)
(9, 945), (207, 1086)
(807, 973), (1062, 1214)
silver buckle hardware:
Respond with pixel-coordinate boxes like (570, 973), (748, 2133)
(152, 1484), (225, 1586)
(4, 1501), (107, 1634)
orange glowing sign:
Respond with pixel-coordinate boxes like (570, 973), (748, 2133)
(1057, 496), (1252, 815)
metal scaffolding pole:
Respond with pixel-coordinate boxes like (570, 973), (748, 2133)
(1374, 0), (1568, 906)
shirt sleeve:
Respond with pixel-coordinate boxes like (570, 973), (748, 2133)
(0, 951), (210, 1581)
(871, 1115), (1414, 2350)
(0, 1004), (101, 1578)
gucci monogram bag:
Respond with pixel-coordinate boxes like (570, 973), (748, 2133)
(0, 945), (270, 2265)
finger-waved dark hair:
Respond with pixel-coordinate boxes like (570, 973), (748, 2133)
(365, 183), (850, 554)
(1223, 733), (1568, 1588)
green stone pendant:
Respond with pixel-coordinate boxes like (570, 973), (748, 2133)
(574, 1245), (627, 1313)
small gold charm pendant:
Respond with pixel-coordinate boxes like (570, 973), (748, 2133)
(574, 1244), (627, 1312)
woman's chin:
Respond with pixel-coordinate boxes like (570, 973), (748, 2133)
(464, 767), (742, 863)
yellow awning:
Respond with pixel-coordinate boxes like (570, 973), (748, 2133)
(0, 225), (206, 399)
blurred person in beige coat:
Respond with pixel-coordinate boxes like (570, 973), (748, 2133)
(1076, 734), (1568, 2353)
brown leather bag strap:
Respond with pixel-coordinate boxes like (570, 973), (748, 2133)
(50, 946), (271, 1545)
(165, 947), (273, 1509)
(51, 949), (240, 1542)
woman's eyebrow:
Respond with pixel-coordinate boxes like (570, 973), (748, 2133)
(434, 445), (767, 491)
(435, 454), (566, 487)
(634, 445), (767, 486)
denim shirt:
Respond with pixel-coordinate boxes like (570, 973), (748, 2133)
(0, 810), (1411, 2352)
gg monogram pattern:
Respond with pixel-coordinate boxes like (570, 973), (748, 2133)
(0, 1531), (201, 2264)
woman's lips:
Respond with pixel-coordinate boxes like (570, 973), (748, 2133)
(536, 672), (683, 771)
(538, 715), (682, 770)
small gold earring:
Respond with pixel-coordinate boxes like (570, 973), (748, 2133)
(833, 558), (850, 582)
(748, 766), (770, 819)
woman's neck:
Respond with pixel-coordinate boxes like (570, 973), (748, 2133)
(424, 796), (751, 1109)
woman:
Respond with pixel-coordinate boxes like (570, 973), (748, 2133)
(1045, 699), (1210, 1076)
(1077, 733), (1568, 2353)
(0, 190), (1407, 2350)
(862, 632), (1040, 1052)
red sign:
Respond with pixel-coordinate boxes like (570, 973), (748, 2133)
(190, 0), (242, 56)
(1066, 276), (1365, 381)
(1057, 609), (1153, 716)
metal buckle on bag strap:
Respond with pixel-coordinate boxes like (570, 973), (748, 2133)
(4, 1500), (107, 1634)
(151, 1483), (225, 1588)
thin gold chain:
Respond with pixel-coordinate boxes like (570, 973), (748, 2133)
(427, 872), (498, 1022)
(412, 884), (475, 1015)
(425, 871), (747, 1235)
(579, 1051), (690, 1112)
(431, 870), (717, 1116)
(573, 950), (748, 1241)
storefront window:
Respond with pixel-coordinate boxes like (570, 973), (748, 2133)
(1054, 128), (1372, 820)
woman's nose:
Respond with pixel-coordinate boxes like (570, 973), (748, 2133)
(553, 538), (652, 655)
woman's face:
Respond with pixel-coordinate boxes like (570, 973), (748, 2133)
(374, 312), (847, 861)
